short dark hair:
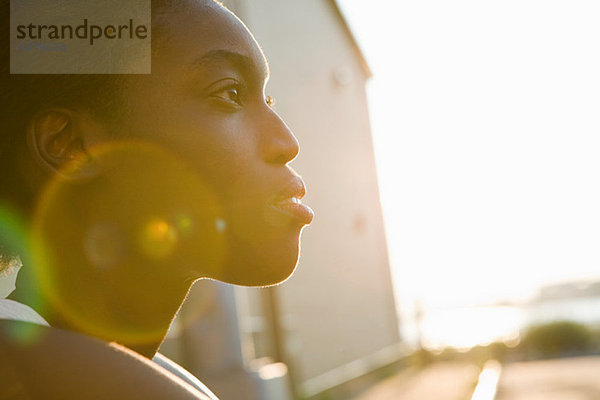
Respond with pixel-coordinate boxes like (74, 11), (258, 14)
(0, 0), (227, 263)
(0, 0), (227, 213)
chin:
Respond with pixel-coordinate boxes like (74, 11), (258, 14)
(218, 232), (301, 287)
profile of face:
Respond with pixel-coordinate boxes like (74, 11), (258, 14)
(31, 1), (313, 295)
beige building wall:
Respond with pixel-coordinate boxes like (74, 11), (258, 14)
(226, 0), (402, 396)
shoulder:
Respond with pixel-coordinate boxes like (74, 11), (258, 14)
(0, 320), (213, 400)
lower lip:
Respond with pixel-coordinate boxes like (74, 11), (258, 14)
(271, 202), (315, 225)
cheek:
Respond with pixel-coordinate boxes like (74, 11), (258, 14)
(126, 100), (262, 218)
(200, 144), (259, 211)
(177, 132), (261, 208)
(173, 112), (258, 184)
(123, 89), (257, 176)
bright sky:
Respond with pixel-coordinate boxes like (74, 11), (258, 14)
(338, 1), (600, 313)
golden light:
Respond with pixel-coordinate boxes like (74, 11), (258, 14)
(138, 218), (178, 260)
(30, 140), (225, 345)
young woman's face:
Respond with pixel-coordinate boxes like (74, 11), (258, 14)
(102, 2), (313, 286)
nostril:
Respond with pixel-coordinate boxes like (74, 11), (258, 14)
(265, 139), (298, 165)
(271, 153), (292, 165)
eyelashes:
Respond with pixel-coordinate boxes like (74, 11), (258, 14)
(265, 95), (275, 108)
(210, 84), (242, 107)
(207, 79), (275, 109)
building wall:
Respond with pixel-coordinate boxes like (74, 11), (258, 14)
(226, 0), (402, 395)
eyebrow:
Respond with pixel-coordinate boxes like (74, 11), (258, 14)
(191, 49), (270, 82)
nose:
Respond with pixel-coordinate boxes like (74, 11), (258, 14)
(261, 109), (299, 165)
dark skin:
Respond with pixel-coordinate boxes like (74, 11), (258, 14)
(10, 1), (313, 358)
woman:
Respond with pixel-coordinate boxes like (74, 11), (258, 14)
(0, 0), (313, 398)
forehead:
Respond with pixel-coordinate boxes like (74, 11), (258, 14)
(151, 2), (269, 80)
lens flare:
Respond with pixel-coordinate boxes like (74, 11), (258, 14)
(0, 203), (48, 330)
(138, 218), (178, 259)
(174, 213), (194, 237)
(0, 203), (29, 268)
(215, 217), (227, 233)
(31, 140), (225, 345)
(84, 221), (126, 270)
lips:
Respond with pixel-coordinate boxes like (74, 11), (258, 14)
(271, 176), (314, 225)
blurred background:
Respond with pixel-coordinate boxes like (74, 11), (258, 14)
(159, 1), (600, 399)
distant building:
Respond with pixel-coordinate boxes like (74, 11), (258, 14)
(160, 1), (402, 399)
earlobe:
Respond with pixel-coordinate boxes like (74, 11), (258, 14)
(28, 109), (96, 179)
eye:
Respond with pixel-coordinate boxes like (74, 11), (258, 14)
(265, 95), (275, 108)
(211, 85), (242, 106)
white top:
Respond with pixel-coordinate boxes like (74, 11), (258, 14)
(0, 298), (50, 326)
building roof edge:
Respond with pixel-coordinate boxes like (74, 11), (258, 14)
(328, 0), (373, 79)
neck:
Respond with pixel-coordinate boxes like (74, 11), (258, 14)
(11, 259), (193, 359)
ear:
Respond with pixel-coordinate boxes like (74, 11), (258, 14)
(27, 108), (99, 180)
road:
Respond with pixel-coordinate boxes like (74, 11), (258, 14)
(495, 356), (600, 400)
